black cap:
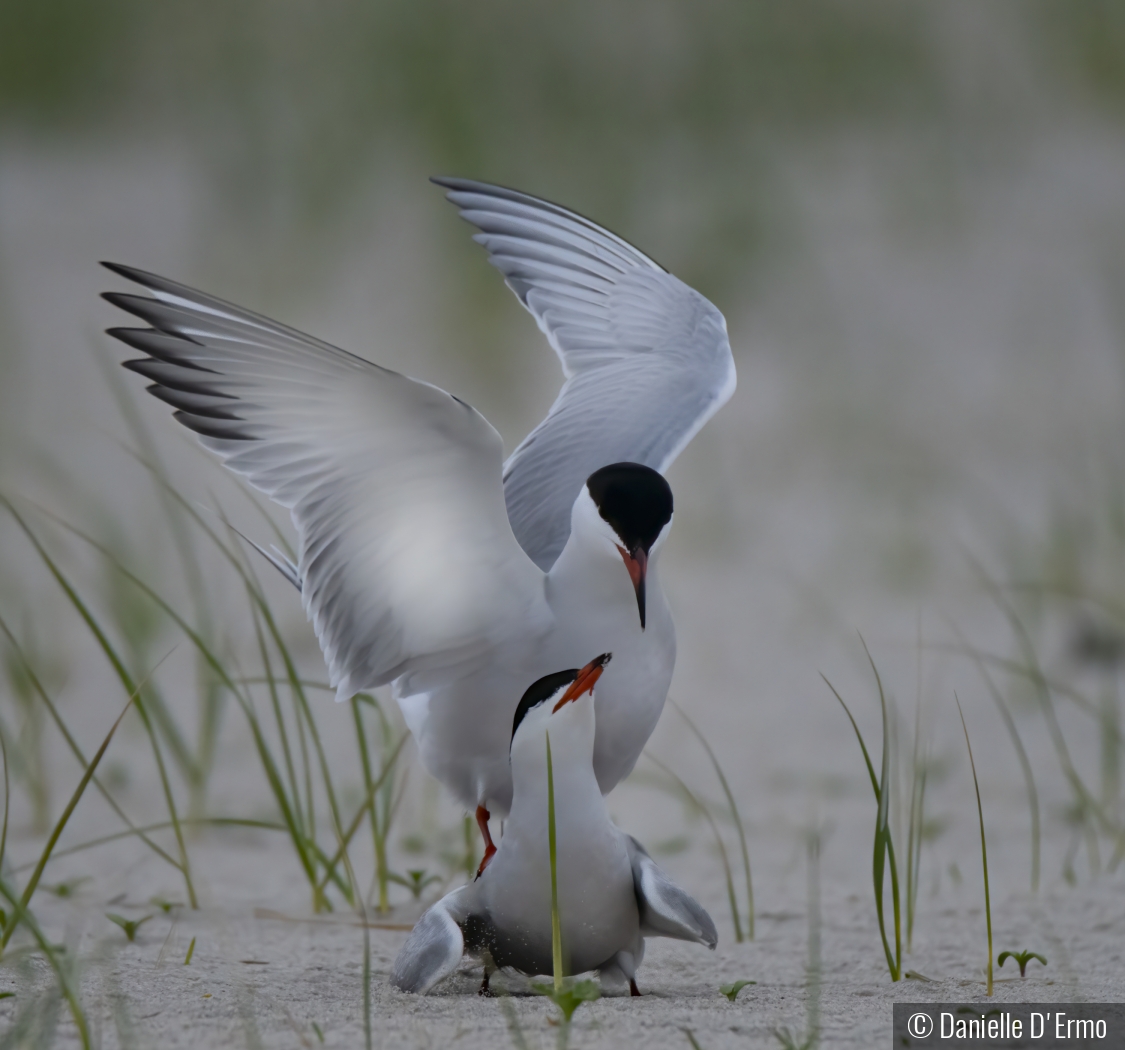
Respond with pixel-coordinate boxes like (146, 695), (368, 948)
(586, 462), (673, 554)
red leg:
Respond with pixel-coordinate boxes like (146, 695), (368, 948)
(630, 979), (641, 997)
(475, 805), (497, 878)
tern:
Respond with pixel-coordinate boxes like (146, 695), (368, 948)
(391, 656), (717, 996)
(102, 179), (735, 865)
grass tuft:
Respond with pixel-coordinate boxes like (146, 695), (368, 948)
(823, 647), (901, 982)
(0, 653), (169, 953)
(2, 496), (198, 908)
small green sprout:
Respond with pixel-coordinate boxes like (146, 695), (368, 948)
(720, 979), (756, 1001)
(106, 913), (153, 942)
(184, 936), (196, 965)
(311, 1021), (325, 1043)
(386, 869), (441, 899)
(149, 897), (183, 913)
(998, 950), (1046, 977)
(683, 1029), (706, 1050)
(530, 978), (601, 1022)
(0, 992), (14, 1000)
(47, 877), (91, 898)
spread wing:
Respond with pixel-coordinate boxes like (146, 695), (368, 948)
(102, 263), (548, 701)
(627, 836), (718, 948)
(433, 178), (736, 571)
(391, 888), (471, 994)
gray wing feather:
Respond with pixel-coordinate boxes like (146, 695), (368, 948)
(391, 889), (471, 994)
(627, 835), (718, 949)
(103, 263), (546, 702)
(433, 178), (736, 570)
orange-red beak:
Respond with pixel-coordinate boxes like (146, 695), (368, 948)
(553, 653), (612, 712)
(616, 544), (648, 630)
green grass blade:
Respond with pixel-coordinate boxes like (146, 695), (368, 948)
(906, 617), (923, 952)
(547, 732), (563, 993)
(670, 698), (754, 940)
(0, 876), (90, 1048)
(249, 601), (304, 840)
(0, 727), (8, 879)
(645, 751), (743, 943)
(331, 814), (372, 1050)
(864, 641), (902, 982)
(956, 694), (993, 997)
(352, 698), (391, 913)
(954, 624), (1041, 893)
(10, 817), (286, 872)
(821, 675), (880, 799)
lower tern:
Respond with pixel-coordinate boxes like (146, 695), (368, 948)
(101, 179), (735, 860)
(391, 656), (717, 996)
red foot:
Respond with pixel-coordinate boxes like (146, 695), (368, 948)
(630, 979), (641, 997)
(475, 805), (497, 879)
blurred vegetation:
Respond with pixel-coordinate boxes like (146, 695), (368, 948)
(1, 1), (1121, 299)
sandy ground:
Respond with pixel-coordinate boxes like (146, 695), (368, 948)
(2, 806), (1122, 1050)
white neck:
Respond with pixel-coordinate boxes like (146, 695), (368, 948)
(547, 488), (666, 618)
(507, 697), (610, 841)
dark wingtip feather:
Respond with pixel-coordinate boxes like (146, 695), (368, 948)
(100, 261), (165, 289)
(101, 290), (148, 313)
(430, 175), (540, 205)
(171, 410), (256, 443)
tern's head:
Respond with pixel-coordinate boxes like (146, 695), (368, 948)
(572, 463), (673, 630)
(510, 654), (612, 756)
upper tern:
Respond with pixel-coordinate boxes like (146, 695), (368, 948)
(391, 656), (717, 996)
(101, 179), (735, 861)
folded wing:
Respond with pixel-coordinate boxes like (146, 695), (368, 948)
(434, 178), (736, 570)
(391, 888), (471, 994)
(103, 263), (547, 701)
(627, 836), (718, 948)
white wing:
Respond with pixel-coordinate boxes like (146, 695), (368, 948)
(626, 836), (717, 948)
(434, 178), (737, 570)
(391, 887), (471, 994)
(103, 263), (548, 701)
